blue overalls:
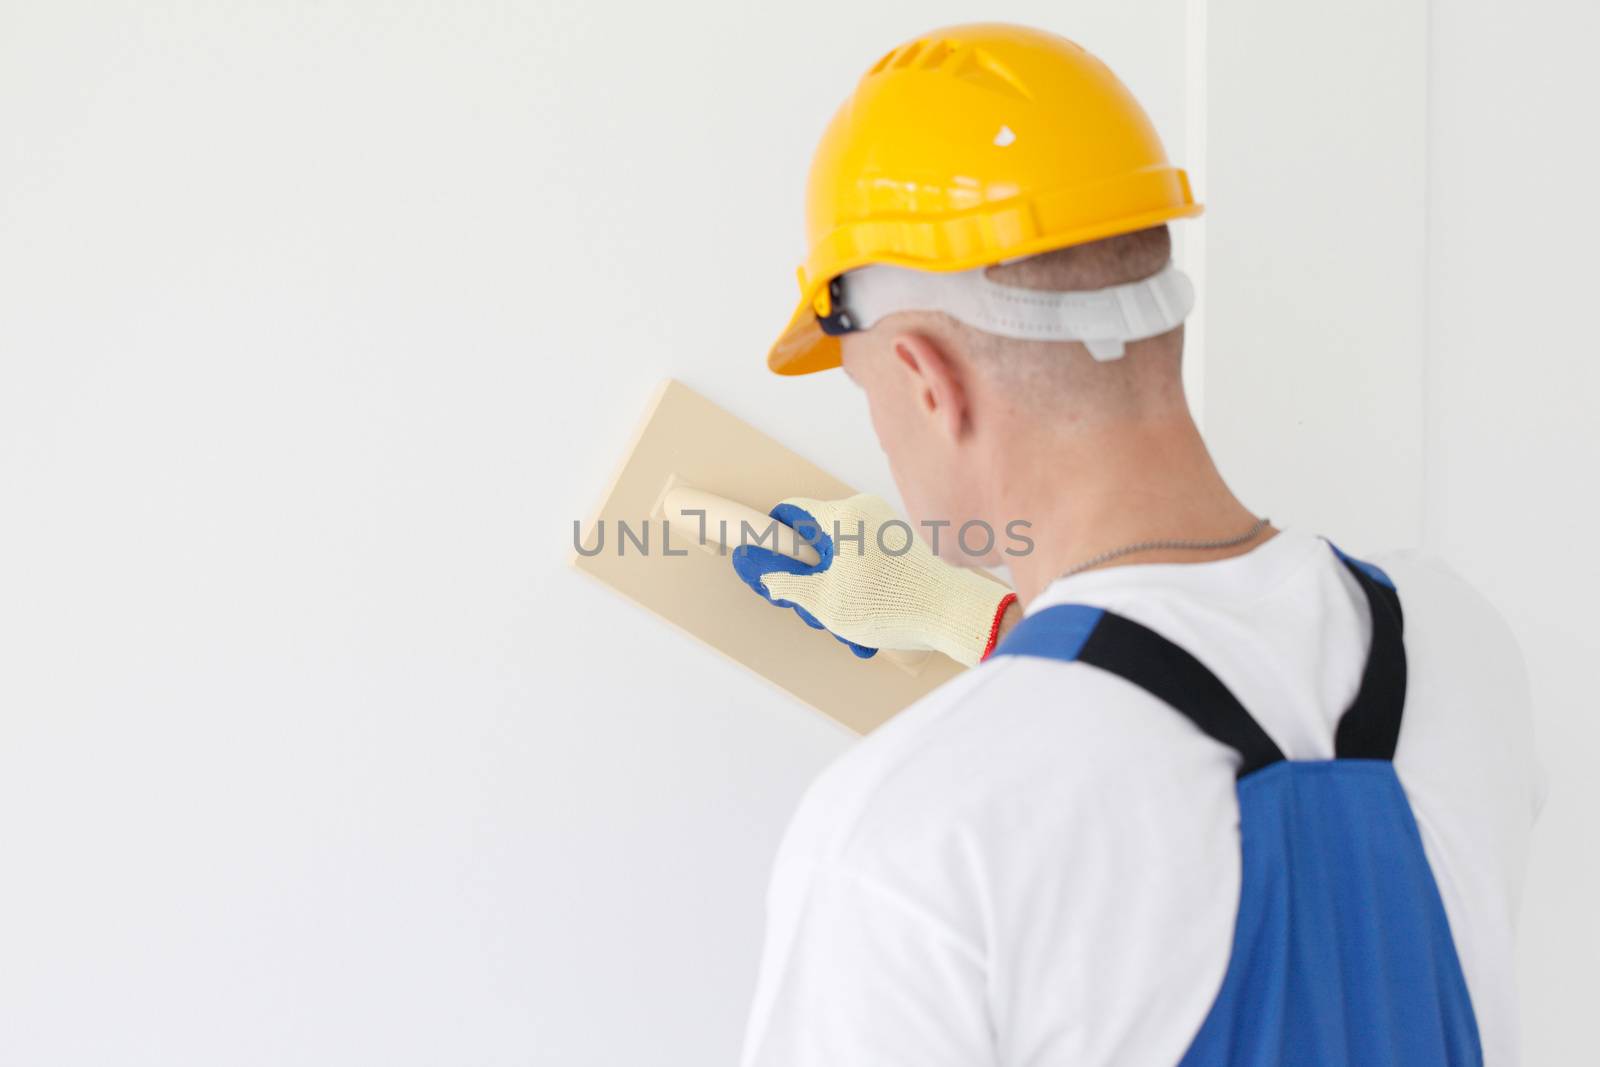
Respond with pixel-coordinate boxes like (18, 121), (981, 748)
(990, 541), (1483, 1066)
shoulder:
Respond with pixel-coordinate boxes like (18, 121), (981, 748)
(1363, 546), (1504, 617)
(767, 660), (1021, 873)
(1364, 548), (1531, 691)
(1365, 545), (1543, 788)
(772, 648), (1238, 877)
(763, 645), (1247, 1062)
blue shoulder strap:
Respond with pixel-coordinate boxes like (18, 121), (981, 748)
(992, 542), (1483, 1065)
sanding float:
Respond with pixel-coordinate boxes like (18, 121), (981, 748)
(572, 379), (967, 734)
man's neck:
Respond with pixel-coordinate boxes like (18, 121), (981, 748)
(994, 412), (1273, 607)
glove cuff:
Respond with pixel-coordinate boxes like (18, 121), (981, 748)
(980, 593), (1018, 662)
(925, 571), (1018, 668)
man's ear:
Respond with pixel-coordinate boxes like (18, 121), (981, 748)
(888, 330), (969, 443)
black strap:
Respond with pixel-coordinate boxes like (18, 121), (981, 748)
(994, 541), (1409, 776)
(1330, 553), (1408, 761)
(1076, 612), (1287, 779)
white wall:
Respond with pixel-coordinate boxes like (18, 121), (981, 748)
(5, 2), (1589, 1063)
(1426, 2), (1600, 1060)
(1203, 0), (1429, 552)
(0, 3), (1189, 1064)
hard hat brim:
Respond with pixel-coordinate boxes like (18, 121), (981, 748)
(767, 296), (842, 376)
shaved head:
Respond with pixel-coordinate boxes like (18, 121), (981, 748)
(835, 222), (1247, 599)
(837, 224), (1199, 556)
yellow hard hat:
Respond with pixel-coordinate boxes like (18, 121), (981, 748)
(768, 23), (1202, 376)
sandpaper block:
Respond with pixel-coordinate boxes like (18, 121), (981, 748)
(572, 379), (970, 734)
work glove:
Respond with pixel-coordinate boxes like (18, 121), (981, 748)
(729, 494), (1016, 668)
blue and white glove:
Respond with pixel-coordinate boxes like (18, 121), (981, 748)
(730, 494), (1015, 668)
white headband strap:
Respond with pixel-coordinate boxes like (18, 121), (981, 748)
(834, 260), (1195, 361)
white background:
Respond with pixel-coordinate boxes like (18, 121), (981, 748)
(0, 2), (1593, 1063)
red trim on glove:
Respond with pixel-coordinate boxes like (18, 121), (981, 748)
(980, 592), (1018, 662)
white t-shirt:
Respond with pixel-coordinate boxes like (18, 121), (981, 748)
(738, 527), (1545, 1067)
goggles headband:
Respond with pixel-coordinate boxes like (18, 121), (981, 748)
(819, 260), (1195, 362)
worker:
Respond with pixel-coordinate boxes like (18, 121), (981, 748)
(731, 23), (1543, 1067)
